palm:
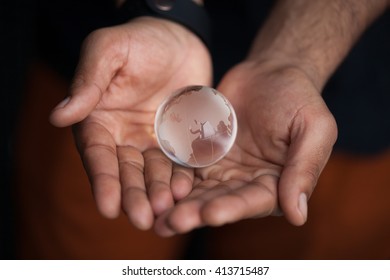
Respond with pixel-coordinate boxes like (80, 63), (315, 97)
(83, 18), (211, 150)
(154, 62), (337, 236)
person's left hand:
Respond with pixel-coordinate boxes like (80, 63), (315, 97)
(154, 61), (337, 236)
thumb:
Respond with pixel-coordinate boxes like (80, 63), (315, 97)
(49, 29), (121, 127)
(278, 110), (337, 226)
(49, 78), (102, 127)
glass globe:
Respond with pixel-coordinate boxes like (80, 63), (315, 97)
(154, 85), (237, 168)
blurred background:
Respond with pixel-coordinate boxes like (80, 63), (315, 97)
(1, 0), (389, 259)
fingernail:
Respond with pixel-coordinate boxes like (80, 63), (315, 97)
(298, 193), (308, 223)
(56, 96), (71, 109)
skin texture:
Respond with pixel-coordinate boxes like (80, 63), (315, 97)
(50, 17), (212, 230)
(50, 0), (389, 236)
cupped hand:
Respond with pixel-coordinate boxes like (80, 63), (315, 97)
(154, 61), (337, 236)
(49, 17), (212, 230)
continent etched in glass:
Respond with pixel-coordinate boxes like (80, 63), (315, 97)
(155, 85), (237, 168)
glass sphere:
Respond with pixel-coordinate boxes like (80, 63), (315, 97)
(155, 85), (237, 168)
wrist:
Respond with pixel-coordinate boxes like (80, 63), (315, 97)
(123, 16), (212, 82)
(117, 0), (211, 49)
(246, 0), (389, 93)
(244, 54), (324, 93)
(128, 16), (210, 55)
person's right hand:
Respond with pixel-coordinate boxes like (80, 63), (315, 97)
(49, 17), (212, 230)
(153, 61), (338, 236)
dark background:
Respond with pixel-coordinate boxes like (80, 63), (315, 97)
(1, 0), (389, 259)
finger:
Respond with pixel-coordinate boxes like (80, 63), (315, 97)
(118, 146), (154, 230)
(201, 175), (279, 226)
(49, 29), (124, 127)
(279, 111), (337, 226)
(74, 121), (121, 219)
(49, 79), (102, 128)
(154, 175), (278, 236)
(154, 200), (203, 237)
(144, 149), (175, 216)
(171, 164), (194, 201)
(154, 180), (223, 237)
